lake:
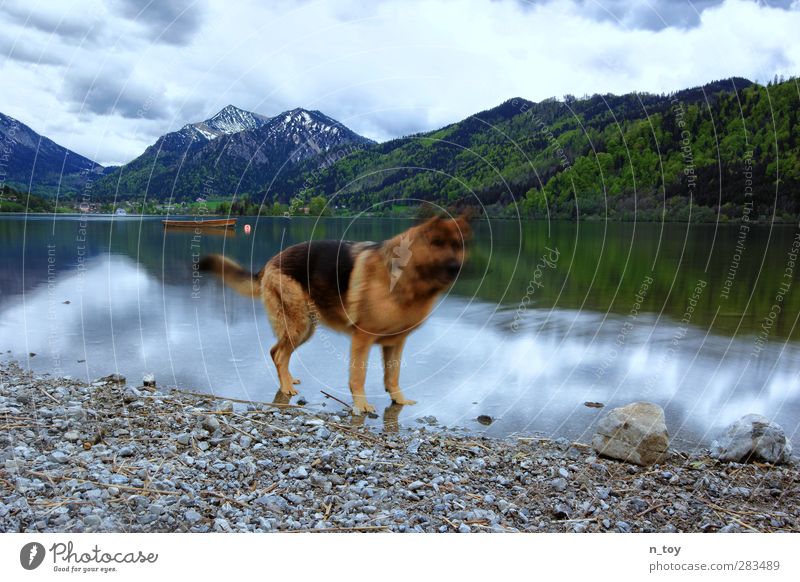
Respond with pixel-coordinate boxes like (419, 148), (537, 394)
(1, 214), (798, 450)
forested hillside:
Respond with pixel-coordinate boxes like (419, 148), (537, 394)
(0, 186), (70, 213)
(298, 77), (799, 221)
(0, 112), (103, 196)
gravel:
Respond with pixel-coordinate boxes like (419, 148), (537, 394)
(1, 360), (798, 533)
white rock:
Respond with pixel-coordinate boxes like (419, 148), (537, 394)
(711, 414), (793, 464)
(591, 402), (669, 466)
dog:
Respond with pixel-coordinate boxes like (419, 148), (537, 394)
(199, 212), (471, 414)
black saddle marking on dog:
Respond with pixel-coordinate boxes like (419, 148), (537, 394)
(278, 240), (356, 308)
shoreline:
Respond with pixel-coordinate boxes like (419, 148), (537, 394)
(1, 361), (798, 533)
(0, 212), (797, 225)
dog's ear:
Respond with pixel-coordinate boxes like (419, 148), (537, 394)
(454, 208), (474, 238)
(414, 202), (440, 221)
(458, 207), (476, 222)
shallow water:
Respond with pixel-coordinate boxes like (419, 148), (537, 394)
(1, 214), (798, 450)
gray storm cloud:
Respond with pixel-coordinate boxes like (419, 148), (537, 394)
(112, 0), (207, 45)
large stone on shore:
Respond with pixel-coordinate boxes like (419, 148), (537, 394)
(591, 402), (669, 466)
(711, 414), (793, 464)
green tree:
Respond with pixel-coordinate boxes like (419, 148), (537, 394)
(308, 195), (331, 216)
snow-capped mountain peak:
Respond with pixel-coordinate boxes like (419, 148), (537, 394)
(196, 106), (374, 169)
(93, 104), (375, 200)
(174, 105), (270, 144)
(260, 108), (368, 152)
(203, 104), (270, 135)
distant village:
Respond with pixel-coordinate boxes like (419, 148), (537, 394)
(0, 187), (343, 216)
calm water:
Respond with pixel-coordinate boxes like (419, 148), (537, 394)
(1, 214), (799, 450)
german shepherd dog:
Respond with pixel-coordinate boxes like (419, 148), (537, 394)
(199, 213), (471, 414)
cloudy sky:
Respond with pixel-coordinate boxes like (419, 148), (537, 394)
(1, 0), (799, 166)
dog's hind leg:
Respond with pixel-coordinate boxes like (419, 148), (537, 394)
(288, 319), (315, 385)
(382, 336), (416, 405)
(263, 272), (315, 396)
(268, 340), (299, 396)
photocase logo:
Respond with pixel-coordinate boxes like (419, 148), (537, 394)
(389, 234), (414, 291)
(20, 542), (46, 570)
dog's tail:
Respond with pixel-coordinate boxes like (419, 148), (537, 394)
(198, 254), (261, 297)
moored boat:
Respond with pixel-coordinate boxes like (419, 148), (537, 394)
(162, 217), (237, 228)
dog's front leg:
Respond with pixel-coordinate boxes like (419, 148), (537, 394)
(349, 331), (375, 415)
(382, 337), (416, 405)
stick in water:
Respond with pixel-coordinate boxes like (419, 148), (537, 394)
(320, 390), (352, 409)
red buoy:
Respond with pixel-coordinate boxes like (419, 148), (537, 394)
(244, 224), (252, 234)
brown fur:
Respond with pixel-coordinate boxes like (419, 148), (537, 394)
(200, 213), (471, 414)
(197, 255), (261, 297)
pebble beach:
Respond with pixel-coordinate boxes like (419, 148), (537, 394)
(1, 361), (798, 533)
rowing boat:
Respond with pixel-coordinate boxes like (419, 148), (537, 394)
(162, 218), (237, 228)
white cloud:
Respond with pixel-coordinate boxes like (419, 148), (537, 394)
(0, 0), (798, 166)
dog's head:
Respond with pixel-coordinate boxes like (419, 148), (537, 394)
(404, 211), (472, 290)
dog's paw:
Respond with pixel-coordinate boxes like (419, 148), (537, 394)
(292, 378), (301, 385)
(351, 400), (376, 415)
(388, 390), (416, 406)
(392, 397), (417, 406)
(280, 385), (299, 396)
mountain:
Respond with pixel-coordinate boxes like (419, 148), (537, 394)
(183, 108), (375, 198)
(92, 105), (269, 200)
(0, 112), (103, 195)
(192, 104), (271, 138)
(301, 77), (800, 221)
(93, 106), (373, 202)
(155, 104), (270, 149)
